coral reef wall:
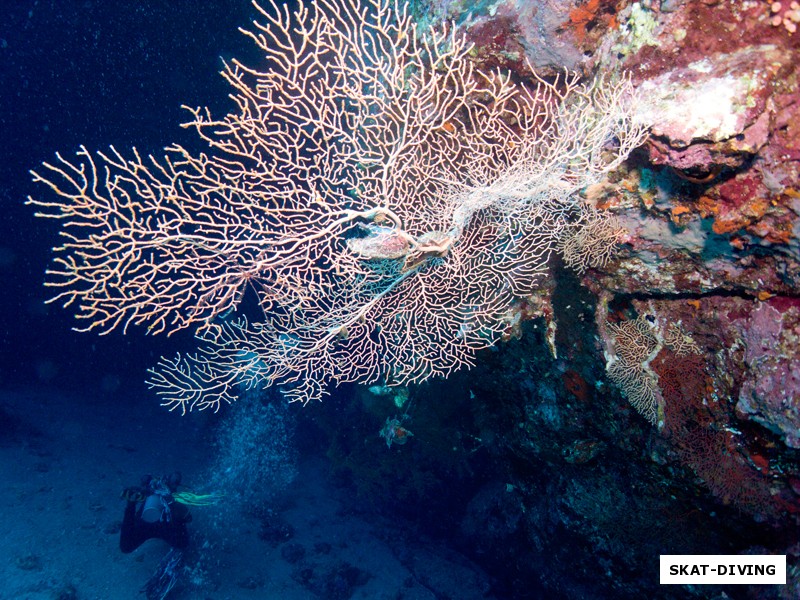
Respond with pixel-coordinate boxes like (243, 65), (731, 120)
(334, 1), (800, 598)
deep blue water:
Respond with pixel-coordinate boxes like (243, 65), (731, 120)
(1, 0), (262, 396)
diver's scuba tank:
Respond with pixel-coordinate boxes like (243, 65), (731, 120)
(141, 493), (170, 523)
(139, 474), (179, 523)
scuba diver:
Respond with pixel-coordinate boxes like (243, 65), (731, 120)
(120, 472), (216, 600)
(120, 472), (191, 555)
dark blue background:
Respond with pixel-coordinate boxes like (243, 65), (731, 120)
(1, 1), (263, 397)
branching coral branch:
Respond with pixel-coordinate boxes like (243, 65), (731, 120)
(29, 0), (647, 410)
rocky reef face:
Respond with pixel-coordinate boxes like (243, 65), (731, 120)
(312, 2), (800, 599)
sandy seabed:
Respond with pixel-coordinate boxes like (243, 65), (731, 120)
(0, 386), (493, 600)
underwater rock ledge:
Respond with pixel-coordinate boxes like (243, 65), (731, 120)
(378, 1), (800, 598)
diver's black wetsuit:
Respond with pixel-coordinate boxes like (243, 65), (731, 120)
(119, 474), (191, 554)
(119, 497), (191, 553)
